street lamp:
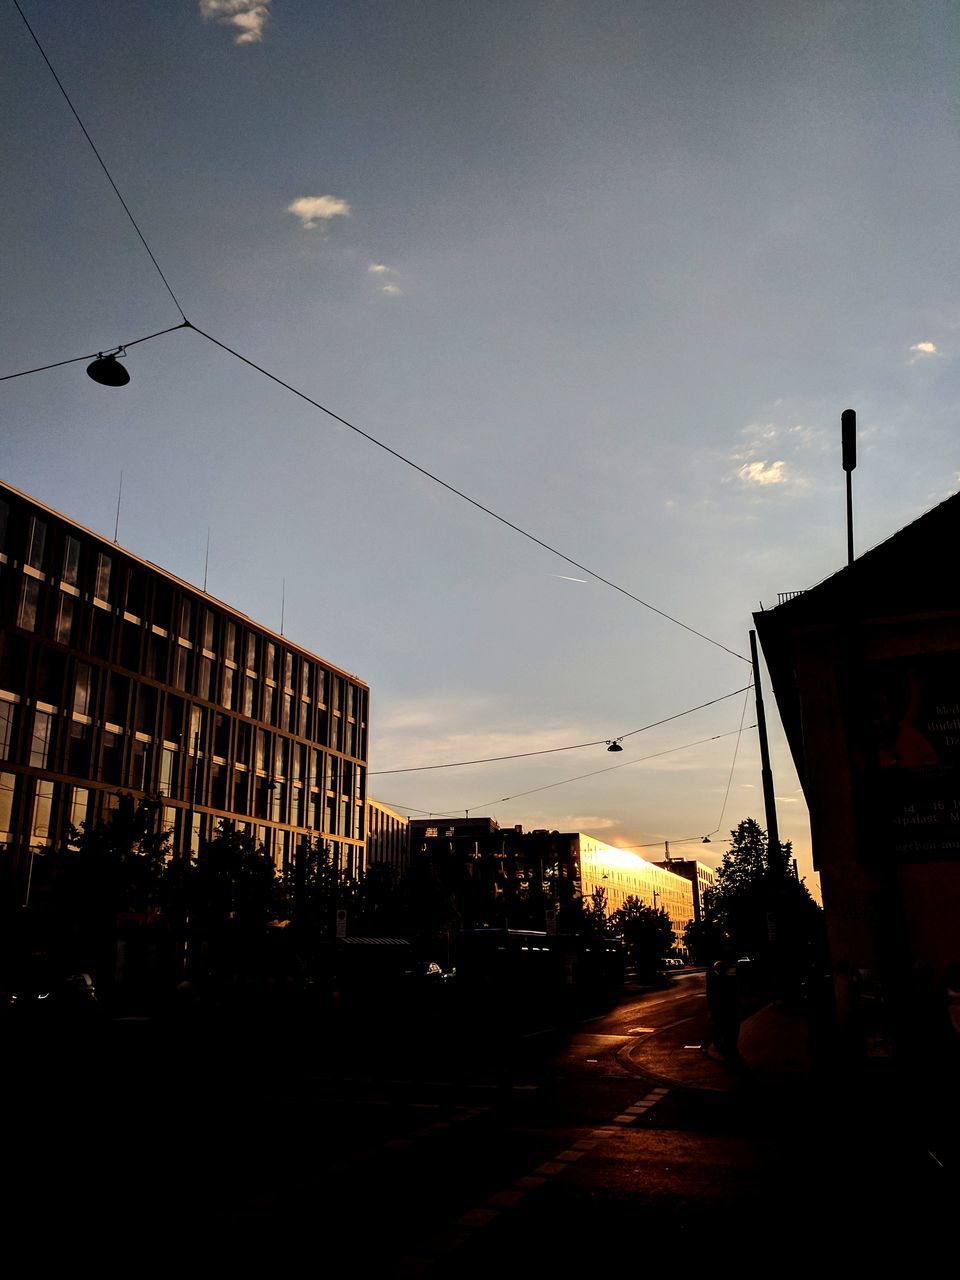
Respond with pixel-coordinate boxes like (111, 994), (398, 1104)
(86, 351), (130, 386)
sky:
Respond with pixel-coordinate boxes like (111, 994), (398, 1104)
(3, 1), (960, 889)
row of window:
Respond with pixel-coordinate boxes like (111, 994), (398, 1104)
(0, 771), (362, 876)
(1, 505), (367, 749)
(2, 615), (367, 761)
(0, 695), (366, 837)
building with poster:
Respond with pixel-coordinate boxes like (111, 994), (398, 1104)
(0, 479), (369, 903)
(651, 857), (716, 923)
(755, 489), (960, 1053)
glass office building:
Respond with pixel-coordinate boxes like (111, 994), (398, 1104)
(0, 480), (369, 900)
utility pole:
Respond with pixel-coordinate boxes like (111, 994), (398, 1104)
(842, 408), (856, 567)
(749, 629), (781, 872)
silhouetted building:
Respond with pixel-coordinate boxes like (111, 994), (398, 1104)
(366, 798), (410, 873)
(756, 489), (960, 1053)
(651, 857), (716, 923)
(0, 480), (369, 901)
(409, 817), (694, 941)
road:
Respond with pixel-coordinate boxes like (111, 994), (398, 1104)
(7, 971), (948, 1268)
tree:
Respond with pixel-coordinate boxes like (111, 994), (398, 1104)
(610, 896), (675, 977)
(582, 887), (611, 937)
(694, 818), (823, 980)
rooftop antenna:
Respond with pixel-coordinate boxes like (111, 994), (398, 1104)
(280, 577), (286, 636)
(664, 839), (671, 861)
(203, 527), (210, 594)
(842, 408), (856, 567)
(113, 471), (123, 543)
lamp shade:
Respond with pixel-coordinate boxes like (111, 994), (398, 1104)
(86, 354), (130, 387)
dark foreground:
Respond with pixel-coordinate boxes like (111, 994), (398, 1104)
(4, 971), (950, 1271)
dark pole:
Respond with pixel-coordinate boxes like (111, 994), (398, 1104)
(842, 408), (857, 567)
(749, 630), (781, 871)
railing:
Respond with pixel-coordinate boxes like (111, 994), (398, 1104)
(777, 590), (804, 605)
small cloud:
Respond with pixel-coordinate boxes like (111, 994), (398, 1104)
(287, 195), (352, 230)
(200, 0), (271, 44)
(738, 460), (787, 486)
(380, 282), (402, 297)
(368, 263), (396, 276)
(910, 341), (938, 356)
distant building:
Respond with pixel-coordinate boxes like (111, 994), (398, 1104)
(651, 858), (716, 923)
(408, 817), (695, 944)
(755, 488), (960, 1052)
(577, 834), (695, 940)
(366, 798), (410, 874)
(0, 480), (369, 902)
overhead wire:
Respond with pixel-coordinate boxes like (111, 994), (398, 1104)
(12, 0), (188, 325)
(0, 322), (191, 382)
(9, 3), (749, 665)
(368, 684), (752, 774)
(377, 723), (756, 818)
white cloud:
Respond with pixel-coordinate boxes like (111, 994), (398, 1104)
(910, 341), (938, 356)
(738, 459), (788, 486)
(200, 1), (271, 44)
(287, 195), (352, 229)
(368, 263), (395, 276)
(380, 282), (402, 297)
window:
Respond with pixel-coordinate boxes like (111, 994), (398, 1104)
(136, 684), (157, 736)
(242, 675), (256, 717)
(0, 771), (18, 844)
(196, 655), (213, 701)
(221, 666), (234, 710)
(26, 517), (46, 571)
(62, 536), (80, 586)
(173, 643), (190, 691)
(105, 674), (129, 726)
(17, 576), (40, 631)
(130, 739), (152, 791)
(31, 781), (55, 845)
(178, 598), (192, 640)
(54, 592), (74, 645)
(0, 500), (9, 553)
(0, 700), (15, 760)
(203, 610), (217, 653)
(67, 723), (90, 775)
(159, 747), (177, 797)
(244, 631), (257, 669)
(101, 730), (123, 785)
(94, 552), (112, 603)
(73, 664), (94, 718)
(30, 711), (54, 769)
(69, 786), (89, 834)
(223, 621), (236, 664)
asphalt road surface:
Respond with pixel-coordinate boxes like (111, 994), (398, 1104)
(7, 972), (948, 1270)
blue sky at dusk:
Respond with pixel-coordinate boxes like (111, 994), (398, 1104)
(4, 1), (960, 884)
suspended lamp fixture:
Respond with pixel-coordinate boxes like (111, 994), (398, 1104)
(606, 739), (624, 753)
(86, 349), (130, 386)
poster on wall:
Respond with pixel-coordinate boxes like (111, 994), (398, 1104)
(850, 652), (960, 862)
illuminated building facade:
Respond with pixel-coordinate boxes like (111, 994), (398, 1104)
(651, 857), (716, 923)
(0, 480), (369, 900)
(577, 835), (695, 939)
(408, 818), (694, 943)
(366, 798), (410, 874)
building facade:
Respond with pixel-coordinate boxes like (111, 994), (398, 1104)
(651, 857), (716, 923)
(408, 817), (695, 944)
(365, 798), (410, 874)
(577, 835), (695, 940)
(0, 480), (369, 901)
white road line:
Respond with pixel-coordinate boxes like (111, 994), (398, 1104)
(457, 1208), (500, 1228)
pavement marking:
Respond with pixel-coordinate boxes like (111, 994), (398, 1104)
(592, 1127), (620, 1136)
(650, 1087), (669, 1096)
(613, 1114), (634, 1123)
(573, 1139), (598, 1151)
(457, 1208), (500, 1228)
(625, 1105), (646, 1114)
(384, 1138), (416, 1151)
(684, 1044), (703, 1049)
(627, 1026), (656, 1033)
(555, 1149), (585, 1162)
(488, 1189), (526, 1208)
(515, 1175), (548, 1189)
(535, 1161), (566, 1176)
